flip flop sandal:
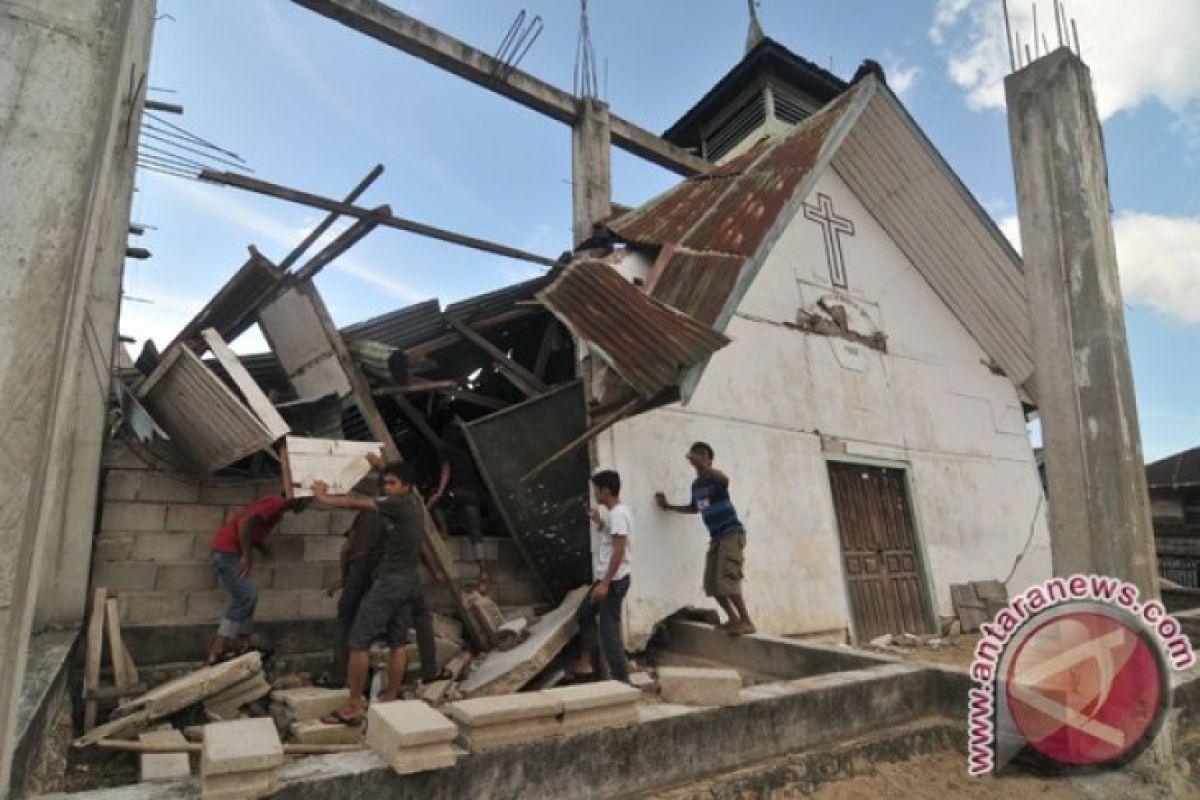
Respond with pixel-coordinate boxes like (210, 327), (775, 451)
(322, 707), (365, 727)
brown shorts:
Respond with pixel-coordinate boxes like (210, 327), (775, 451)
(703, 531), (746, 597)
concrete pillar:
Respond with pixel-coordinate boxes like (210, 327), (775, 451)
(0, 1), (155, 794)
(1005, 49), (1158, 597)
(571, 98), (612, 247)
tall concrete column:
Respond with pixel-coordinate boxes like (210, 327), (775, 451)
(0, 1), (155, 794)
(1005, 49), (1158, 597)
(571, 98), (612, 247)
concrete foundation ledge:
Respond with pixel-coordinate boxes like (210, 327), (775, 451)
(35, 662), (950, 799)
(13, 630), (79, 799)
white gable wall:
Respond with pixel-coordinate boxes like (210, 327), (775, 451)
(599, 170), (1051, 646)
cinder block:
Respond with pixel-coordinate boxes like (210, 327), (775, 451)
(256, 590), (299, 620)
(328, 510), (358, 534)
(166, 504), (227, 533)
(323, 563), (342, 587)
(290, 720), (361, 745)
(271, 562), (327, 590)
(133, 532), (198, 562)
(120, 591), (188, 624)
(268, 536), (306, 561)
(298, 590), (337, 619)
(279, 510), (332, 535)
(187, 590), (229, 622)
(139, 728), (191, 781)
(201, 718), (283, 777)
(93, 561), (158, 591)
(101, 502), (166, 532)
(93, 534), (134, 562)
(304, 536), (346, 562)
(199, 484), (258, 506)
(541, 681), (641, 713)
(104, 470), (142, 501)
(445, 692), (561, 728)
(193, 533), (215, 560)
(156, 562), (218, 591)
(272, 687), (349, 722)
(103, 442), (144, 469)
(137, 472), (202, 503)
(248, 562), (274, 588)
(656, 667), (742, 707)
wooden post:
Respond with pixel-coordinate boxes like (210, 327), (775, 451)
(446, 317), (548, 397)
(83, 588), (108, 731)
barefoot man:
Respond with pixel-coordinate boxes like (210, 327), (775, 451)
(310, 458), (425, 725)
(655, 442), (756, 635)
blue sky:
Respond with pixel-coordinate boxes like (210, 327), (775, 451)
(126, 0), (1200, 461)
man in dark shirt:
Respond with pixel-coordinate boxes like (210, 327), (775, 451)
(312, 459), (426, 724)
(655, 441), (757, 635)
(429, 421), (491, 594)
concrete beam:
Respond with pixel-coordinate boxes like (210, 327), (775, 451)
(290, 0), (712, 177)
(571, 99), (612, 246)
(1005, 49), (1159, 596)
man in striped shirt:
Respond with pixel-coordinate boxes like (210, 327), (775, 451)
(656, 442), (756, 635)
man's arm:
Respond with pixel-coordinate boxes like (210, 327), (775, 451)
(697, 464), (730, 487)
(309, 480), (377, 511)
(429, 461), (450, 507)
(654, 492), (698, 514)
(236, 516), (258, 577)
(592, 535), (627, 600)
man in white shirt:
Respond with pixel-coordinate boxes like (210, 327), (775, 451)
(574, 469), (632, 683)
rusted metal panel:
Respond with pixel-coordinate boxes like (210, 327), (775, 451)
(538, 261), (730, 399)
(136, 346), (275, 473)
(166, 248), (285, 353)
(827, 462), (935, 642)
(649, 250), (745, 327)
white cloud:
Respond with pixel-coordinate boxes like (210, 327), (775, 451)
(996, 211), (1200, 326)
(932, 0), (1200, 122)
(884, 57), (922, 99)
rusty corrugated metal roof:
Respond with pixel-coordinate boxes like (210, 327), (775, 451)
(537, 260), (729, 399)
(609, 86), (861, 335)
(167, 248), (285, 353)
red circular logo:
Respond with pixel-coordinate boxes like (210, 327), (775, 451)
(1004, 610), (1165, 766)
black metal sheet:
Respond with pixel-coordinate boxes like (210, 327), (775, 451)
(463, 382), (591, 601)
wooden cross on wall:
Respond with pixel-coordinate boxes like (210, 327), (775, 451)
(803, 192), (855, 289)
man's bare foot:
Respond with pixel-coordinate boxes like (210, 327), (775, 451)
(478, 570), (491, 596)
(728, 621), (757, 636)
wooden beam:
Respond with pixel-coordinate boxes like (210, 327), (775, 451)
(404, 305), (541, 360)
(532, 318), (557, 381)
(389, 393), (441, 448)
(290, 0), (711, 177)
(446, 317), (548, 398)
(372, 379), (458, 396)
(433, 387), (509, 412)
(291, 208), (385, 284)
(521, 397), (640, 483)
(278, 164), (384, 270)
(105, 599), (136, 705)
(83, 588), (107, 731)
(95, 739), (364, 756)
(201, 170), (559, 268)
(200, 328), (291, 441)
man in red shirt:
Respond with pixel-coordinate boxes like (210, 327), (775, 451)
(207, 492), (309, 664)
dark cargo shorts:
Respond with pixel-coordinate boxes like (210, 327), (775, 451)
(703, 530), (746, 596)
(347, 575), (421, 649)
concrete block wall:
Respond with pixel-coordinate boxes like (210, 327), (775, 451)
(92, 442), (541, 628)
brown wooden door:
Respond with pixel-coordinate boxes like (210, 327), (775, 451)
(827, 462), (935, 642)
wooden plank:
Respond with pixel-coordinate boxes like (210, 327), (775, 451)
(105, 599), (136, 704)
(415, 651), (472, 705)
(431, 387), (508, 412)
(390, 393), (441, 448)
(83, 588), (108, 731)
(532, 318), (558, 380)
(279, 164), (384, 271)
(372, 379), (458, 395)
(292, 209), (384, 284)
(95, 739), (364, 755)
(288, 0), (711, 176)
(404, 305), (541, 359)
(283, 435), (382, 497)
(201, 170), (559, 267)
(459, 585), (589, 697)
(446, 316), (548, 398)
(201, 328), (291, 440)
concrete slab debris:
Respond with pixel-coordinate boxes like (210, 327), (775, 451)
(270, 687), (349, 723)
(445, 692), (561, 727)
(289, 720), (362, 746)
(541, 680), (640, 713)
(282, 435), (381, 498)
(458, 584), (588, 697)
(365, 700), (458, 775)
(203, 673), (271, 719)
(200, 718), (284, 777)
(120, 652), (263, 720)
(202, 767), (279, 800)
(657, 667), (742, 707)
(138, 728), (191, 782)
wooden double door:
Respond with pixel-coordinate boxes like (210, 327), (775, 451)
(827, 462), (935, 642)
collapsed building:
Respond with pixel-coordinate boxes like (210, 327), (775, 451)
(2, 1), (1194, 799)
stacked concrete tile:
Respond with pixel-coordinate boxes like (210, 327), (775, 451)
(200, 718), (284, 799)
(138, 727), (191, 782)
(656, 667), (742, 706)
(269, 686), (353, 742)
(365, 700), (458, 775)
(446, 692), (561, 752)
(542, 680), (640, 735)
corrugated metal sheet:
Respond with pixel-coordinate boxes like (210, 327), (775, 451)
(1147, 447), (1200, 489)
(537, 261), (729, 398)
(833, 89), (1034, 387)
(137, 346), (275, 473)
(168, 249), (285, 352)
(648, 250), (745, 327)
(342, 299), (446, 350)
(444, 274), (554, 320)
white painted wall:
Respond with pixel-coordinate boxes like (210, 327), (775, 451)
(598, 170), (1052, 647)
